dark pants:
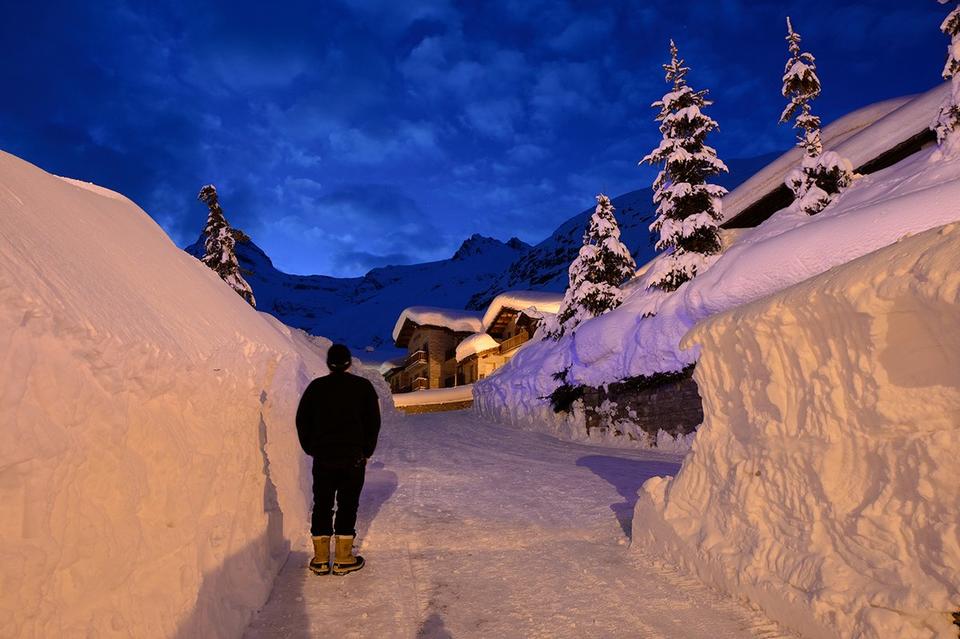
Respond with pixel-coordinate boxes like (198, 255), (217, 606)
(311, 459), (366, 537)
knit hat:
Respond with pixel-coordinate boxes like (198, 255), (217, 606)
(327, 344), (352, 371)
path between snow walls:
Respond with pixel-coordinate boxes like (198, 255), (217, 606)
(633, 223), (960, 639)
(0, 150), (391, 638)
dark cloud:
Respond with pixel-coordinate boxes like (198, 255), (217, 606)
(0, 0), (945, 277)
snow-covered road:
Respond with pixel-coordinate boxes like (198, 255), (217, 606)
(244, 411), (792, 638)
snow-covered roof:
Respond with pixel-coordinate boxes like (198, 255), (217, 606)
(455, 332), (501, 362)
(722, 83), (946, 225)
(480, 291), (564, 332)
(475, 138), (960, 400)
(392, 306), (483, 346)
(391, 384), (474, 408)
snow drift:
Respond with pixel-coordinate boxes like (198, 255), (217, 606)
(475, 86), (958, 448)
(0, 150), (390, 638)
(634, 222), (960, 639)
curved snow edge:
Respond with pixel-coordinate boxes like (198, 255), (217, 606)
(633, 222), (960, 639)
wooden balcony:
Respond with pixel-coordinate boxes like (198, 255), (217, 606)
(497, 330), (529, 355)
(404, 349), (428, 371)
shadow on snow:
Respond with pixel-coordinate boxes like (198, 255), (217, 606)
(576, 454), (679, 538)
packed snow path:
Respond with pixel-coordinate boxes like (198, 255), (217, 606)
(245, 412), (793, 639)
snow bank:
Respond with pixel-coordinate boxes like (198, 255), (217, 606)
(392, 384), (474, 408)
(634, 222), (960, 639)
(476, 134), (960, 444)
(480, 290), (563, 331)
(455, 333), (499, 362)
(391, 306), (483, 343)
(0, 150), (390, 638)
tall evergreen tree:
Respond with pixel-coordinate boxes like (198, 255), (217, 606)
(780, 17), (822, 158)
(642, 40), (728, 292)
(549, 194), (635, 338)
(780, 17), (854, 215)
(198, 184), (256, 308)
(934, 0), (960, 154)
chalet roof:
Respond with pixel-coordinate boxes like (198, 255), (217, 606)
(392, 306), (483, 347)
(481, 291), (563, 336)
(455, 332), (500, 363)
(721, 82), (946, 228)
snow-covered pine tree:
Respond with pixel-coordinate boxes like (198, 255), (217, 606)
(549, 194), (635, 338)
(780, 17), (854, 214)
(197, 184), (256, 307)
(934, 0), (960, 154)
(641, 40), (728, 292)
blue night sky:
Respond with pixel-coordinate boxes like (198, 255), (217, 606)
(0, 1), (945, 277)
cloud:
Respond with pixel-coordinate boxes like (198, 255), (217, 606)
(461, 98), (524, 139)
(250, 181), (454, 275)
(549, 13), (615, 53)
(327, 120), (442, 164)
(0, 0), (943, 279)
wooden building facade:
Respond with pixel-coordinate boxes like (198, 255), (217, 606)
(386, 307), (482, 393)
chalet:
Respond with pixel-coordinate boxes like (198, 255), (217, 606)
(456, 291), (562, 384)
(387, 306), (482, 393)
(721, 83), (944, 229)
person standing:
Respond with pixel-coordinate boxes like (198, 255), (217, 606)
(296, 344), (382, 575)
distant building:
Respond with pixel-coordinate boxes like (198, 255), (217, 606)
(456, 291), (562, 384)
(387, 306), (483, 392)
(721, 84), (943, 229)
(384, 293), (563, 393)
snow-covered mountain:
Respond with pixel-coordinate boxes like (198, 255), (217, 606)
(464, 154), (779, 310)
(186, 154), (773, 360)
(186, 232), (530, 360)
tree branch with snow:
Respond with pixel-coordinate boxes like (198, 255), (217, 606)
(198, 184), (257, 308)
(780, 17), (854, 215)
(548, 194), (635, 338)
(641, 40), (727, 292)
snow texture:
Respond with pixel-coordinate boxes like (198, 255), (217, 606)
(479, 290), (563, 332)
(454, 333), (500, 363)
(245, 411), (795, 639)
(476, 94), (960, 447)
(0, 150), (392, 638)
(635, 221), (960, 639)
(390, 306), (483, 344)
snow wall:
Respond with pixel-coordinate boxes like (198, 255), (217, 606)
(634, 222), (960, 639)
(0, 150), (393, 638)
(475, 87), (957, 452)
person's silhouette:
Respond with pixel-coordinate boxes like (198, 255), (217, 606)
(295, 344), (382, 575)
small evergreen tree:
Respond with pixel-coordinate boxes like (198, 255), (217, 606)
(198, 184), (256, 307)
(934, 0), (960, 154)
(642, 40), (728, 292)
(780, 17), (854, 214)
(549, 194), (635, 338)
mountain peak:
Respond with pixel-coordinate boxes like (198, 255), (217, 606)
(452, 234), (530, 261)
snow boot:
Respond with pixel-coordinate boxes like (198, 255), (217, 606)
(309, 535), (331, 575)
(332, 535), (364, 575)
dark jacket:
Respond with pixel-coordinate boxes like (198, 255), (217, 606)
(295, 371), (381, 464)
